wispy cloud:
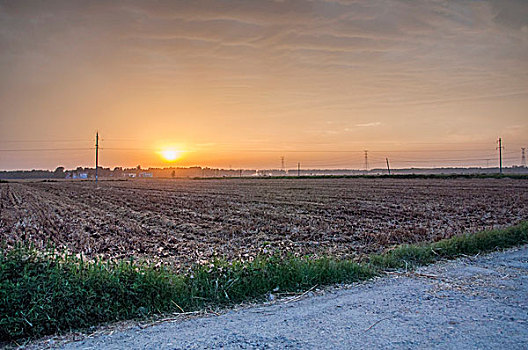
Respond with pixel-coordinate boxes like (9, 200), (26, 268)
(355, 122), (381, 128)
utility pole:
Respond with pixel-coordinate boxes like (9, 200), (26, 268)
(297, 162), (300, 177)
(386, 158), (391, 175)
(497, 138), (503, 174)
(281, 156), (285, 173)
(95, 131), (99, 183)
(364, 150), (369, 172)
(522, 148), (526, 168)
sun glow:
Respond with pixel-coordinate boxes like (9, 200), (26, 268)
(160, 149), (182, 162)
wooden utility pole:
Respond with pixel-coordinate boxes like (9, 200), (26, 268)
(497, 138), (503, 174)
(95, 132), (99, 183)
(386, 158), (391, 175)
(297, 162), (300, 177)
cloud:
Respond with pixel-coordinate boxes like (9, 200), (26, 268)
(0, 0), (527, 169)
(355, 122), (382, 128)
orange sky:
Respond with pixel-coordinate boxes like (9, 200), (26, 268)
(0, 0), (527, 170)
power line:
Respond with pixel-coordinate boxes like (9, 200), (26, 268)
(368, 149), (496, 153)
(0, 140), (92, 143)
(390, 157), (518, 164)
(0, 145), (514, 156)
(385, 156), (499, 162)
(0, 148), (93, 152)
(218, 149), (501, 153)
(98, 148), (149, 151)
(0, 137), (524, 170)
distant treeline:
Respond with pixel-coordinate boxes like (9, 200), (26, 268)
(0, 165), (527, 180)
(0, 169), (64, 180)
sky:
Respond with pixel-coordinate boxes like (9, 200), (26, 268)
(0, 0), (527, 170)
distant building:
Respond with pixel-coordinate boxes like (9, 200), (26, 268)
(139, 172), (153, 178)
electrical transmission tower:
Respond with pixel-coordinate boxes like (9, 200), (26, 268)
(522, 148), (526, 167)
(364, 150), (369, 171)
(281, 156), (285, 173)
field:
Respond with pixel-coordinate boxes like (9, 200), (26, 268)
(1, 178), (527, 268)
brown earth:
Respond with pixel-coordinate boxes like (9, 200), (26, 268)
(1, 178), (527, 268)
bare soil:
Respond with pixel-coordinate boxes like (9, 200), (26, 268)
(1, 178), (527, 267)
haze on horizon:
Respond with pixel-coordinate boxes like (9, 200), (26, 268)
(0, 0), (527, 171)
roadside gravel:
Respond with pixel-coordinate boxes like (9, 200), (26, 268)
(53, 245), (528, 349)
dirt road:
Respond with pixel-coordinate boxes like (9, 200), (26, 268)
(55, 246), (528, 349)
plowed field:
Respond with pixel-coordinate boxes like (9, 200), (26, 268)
(1, 178), (527, 268)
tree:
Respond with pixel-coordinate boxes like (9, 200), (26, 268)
(54, 167), (65, 178)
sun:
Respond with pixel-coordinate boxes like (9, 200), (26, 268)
(161, 149), (182, 162)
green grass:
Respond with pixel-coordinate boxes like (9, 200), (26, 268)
(369, 221), (528, 269)
(1, 221), (528, 342)
(0, 247), (374, 341)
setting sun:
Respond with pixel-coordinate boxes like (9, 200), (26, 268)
(161, 149), (182, 162)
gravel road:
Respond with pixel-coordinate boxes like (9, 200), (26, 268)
(56, 246), (528, 350)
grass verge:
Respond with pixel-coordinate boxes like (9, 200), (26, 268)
(369, 221), (528, 268)
(1, 221), (527, 342)
(0, 248), (374, 341)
